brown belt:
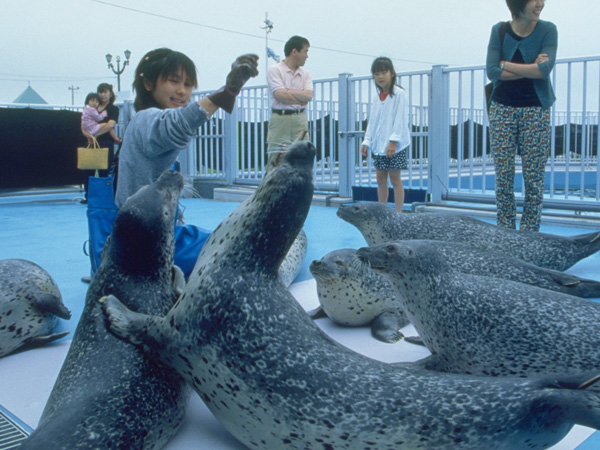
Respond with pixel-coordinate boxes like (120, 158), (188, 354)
(272, 109), (305, 116)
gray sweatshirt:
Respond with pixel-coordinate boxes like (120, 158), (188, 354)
(116, 101), (209, 207)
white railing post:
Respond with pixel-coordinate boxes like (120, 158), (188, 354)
(429, 65), (450, 203)
(223, 104), (239, 184)
(337, 73), (354, 198)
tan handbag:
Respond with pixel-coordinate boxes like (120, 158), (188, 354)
(77, 138), (109, 170)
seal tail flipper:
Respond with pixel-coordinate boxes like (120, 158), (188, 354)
(541, 372), (600, 430)
(29, 292), (71, 320)
(14, 330), (71, 354)
(571, 230), (600, 252)
(548, 271), (600, 298)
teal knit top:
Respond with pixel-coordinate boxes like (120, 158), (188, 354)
(486, 19), (558, 110)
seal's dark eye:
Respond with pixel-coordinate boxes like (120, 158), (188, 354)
(386, 245), (395, 252)
(335, 260), (344, 266)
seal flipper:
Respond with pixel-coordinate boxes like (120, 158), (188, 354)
(172, 266), (186, 299)
(28, 291), (71, 320)
(307, 306), (328, 320)
(548, 271), (600, 298)
(539, 372), (600, 430)
(570, 230), (600, 253)
(403, 335), (426, 346)
(371, 311), (407, 343)
(17, 330), (71, 353)
(99, 295), (164, 350)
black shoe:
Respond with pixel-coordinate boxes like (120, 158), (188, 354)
(81, 276), (91, 284)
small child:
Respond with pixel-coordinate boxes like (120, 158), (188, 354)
(360, 57), (411, 212)
(81, 93), (121, 143)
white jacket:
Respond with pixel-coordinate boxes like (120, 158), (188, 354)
(361, 86), (411, 155)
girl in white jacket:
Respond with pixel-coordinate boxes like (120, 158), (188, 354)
(360, 57), (411, 211)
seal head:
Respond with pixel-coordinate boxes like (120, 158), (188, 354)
(309, 248), (409, 342)
(0, 259), (70, 358)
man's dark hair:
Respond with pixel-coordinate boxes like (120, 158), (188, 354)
(284, 35), (310, 57)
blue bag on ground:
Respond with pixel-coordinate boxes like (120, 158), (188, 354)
(86, 175), (210, 278)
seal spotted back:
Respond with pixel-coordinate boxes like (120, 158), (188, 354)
(358, 240), (600, 378)
(338, 202), (600, 271)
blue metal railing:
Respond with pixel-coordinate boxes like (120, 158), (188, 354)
(106, 55), (600, 210)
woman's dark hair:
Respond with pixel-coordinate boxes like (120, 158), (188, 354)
(132, 48), (198, 112)
(284, 35), (310, 57)
(96, 83), (115, 105)
(84, 92), (100, 106)
(371, 57), (398, 96)
(506, 0), (531, 18)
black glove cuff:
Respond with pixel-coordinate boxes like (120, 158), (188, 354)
(206, 85), (239, 114)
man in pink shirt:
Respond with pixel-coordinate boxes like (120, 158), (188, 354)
(266, 35), (313, 170)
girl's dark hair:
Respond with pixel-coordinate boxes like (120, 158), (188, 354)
(505, 0), (531, 18)
(132, 48), (198, 112)
(96, 83), (115, 105)
(371, 57), (398, 97)
(84, 92), (100, 105)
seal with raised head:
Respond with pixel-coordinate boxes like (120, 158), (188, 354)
(0, 259), (71, 358)
(101, 142), (600, 450)
(19, 170), (190, 450)
(338, 202), (600, 271)
(358, 240), (600, 378)
(309, 248), (409, 343)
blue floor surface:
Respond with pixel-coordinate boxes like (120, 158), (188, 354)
(1, 192), (599, 449)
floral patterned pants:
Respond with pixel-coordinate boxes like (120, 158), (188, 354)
(489, 101), (550, 231)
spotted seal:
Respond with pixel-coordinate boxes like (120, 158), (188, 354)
(309, 248), (409, 343)
(100, 142), (600, 449)
(19, 170), (190, 450)
(308, 242), (600, 343)
(358, 240), (600, 378)
(338, 202), (600, 271)
(0, 259), (71, 358)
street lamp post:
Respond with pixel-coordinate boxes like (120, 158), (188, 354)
(105, 50), (132, 91)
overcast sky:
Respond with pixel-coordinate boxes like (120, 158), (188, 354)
(1, 0), (599, 105)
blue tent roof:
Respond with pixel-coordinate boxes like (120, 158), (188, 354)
(13, 85), (48, 104)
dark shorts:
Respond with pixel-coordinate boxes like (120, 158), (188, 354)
(372, 147), (408, 170)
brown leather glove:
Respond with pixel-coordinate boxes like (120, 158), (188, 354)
(207, 54), (259, 113)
